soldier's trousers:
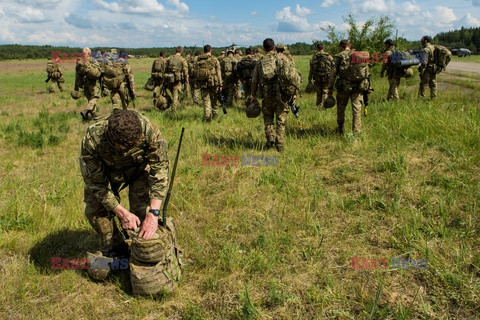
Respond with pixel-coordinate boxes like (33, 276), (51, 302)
(262, 94), (289, 148)
(336, 90), (363, 134)
(314, 79), (329, 108)
(387, 76), (401, 100)
(201, 86), (219, 121)
(241, 80), (252, 102)
(110, 83), (129, 109)
(49, 77), (64, 93)
(153, 79), (164, 106)
(84, 83), (100, 113)
(418, 71), (437, 99)
(167, 81), (182, 111)
(84, 173), (150, 250)
(224, 77), (235, 107)
(190, 82), (200, 105)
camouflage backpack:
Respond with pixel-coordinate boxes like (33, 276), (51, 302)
(103, 62), (125, 89)
(221, 57), (235, 76)
(434, 45), (452, 73)
(259, 54), (277, 85)
(77, 60), (102, 80)
(277, 56), (301, 96)
(338, 50), (370, 82)
(194, 55), (216, 85)
(166, 55), (183, 82)
(311, 52), (332, 79)
(152, 58), (166, 79)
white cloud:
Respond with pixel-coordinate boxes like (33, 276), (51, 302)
(434, 6), (456, 24)
(9, 6), (51, 23)
(251, 11), (257, 16)
(295, 4), (312, 16)
(166, 0), (189, 13)
(18, 0), (62, 9)
(321, 0), (339, 8)
(93, 0), (165, 15)
(455, 13), (480, 28)
(275, 6), (311, 32)
(360, 0), (389, 13)
(313, 21), (335, 30)
(64, 11), (95, 29)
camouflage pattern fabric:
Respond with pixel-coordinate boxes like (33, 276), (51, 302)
(221, 56), (236, 106)
(79, 110), (169, 251)
(308, 52), (333, 107)
(418, 44), (437, 99)
(46, 61), (64, 93)
(194, 54), (222, 121)
(165, 54), (188, 111)
(129, 217), (183, 296)
(381, 46), (402, 101)
(75, 57), (101, 116)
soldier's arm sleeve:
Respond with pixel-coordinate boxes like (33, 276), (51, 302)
(380, 51), (390, 75)
(215, 59), (223, 87)
(251, 63), (259, 97)
(308, 58), (313, 82)
(328, 56), (340, 90)
(144, 122), (169, 202)
(79, 130), (120, 212)
(183, 59), (189, 82)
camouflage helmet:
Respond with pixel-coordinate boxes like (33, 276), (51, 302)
(71, 90), (82, 100)
(246, 97), (261, 118)
(155, 94), (169, 111)
(86, 251), (112, 281)
(305, 82), (315, 93)
(324, 95), (336, 109)
(404, 67), (413, 78)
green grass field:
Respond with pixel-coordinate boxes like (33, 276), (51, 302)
(0, 57), (479, 319)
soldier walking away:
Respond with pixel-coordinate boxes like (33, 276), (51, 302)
(237, 47), (257, 103)
(46, 56), (64, 93)
(308, 42), (333, 108)
(189, 52), (201, 105)
(75, 47), (102, 120)
(193, 45), (223, 122)
(251, 38), (299, 152)
(79, 109), (169, 259)
(380, 39), (402, 101)
(221, 49), (236, 107)
(165, 46), (189, 112)
(418, 36), (437, 99)
(150, 51), (167, 108)
(102, 50), (135, 110)
(328, 40), (370, 135)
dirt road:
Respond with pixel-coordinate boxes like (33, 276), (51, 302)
(445, 61), (480, 74)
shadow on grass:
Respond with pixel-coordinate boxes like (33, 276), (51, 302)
(286, 123), (334, 138)
(29, 229), (99, 274)
(204, 134), (265, 151)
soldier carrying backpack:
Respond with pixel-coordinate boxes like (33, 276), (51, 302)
(308, 43), (333, 108)
(46, 56), (64, 93)
(165, 46), (189, 112)
(236, 48), (257, 102)
(418, 36), (450, 99)
(328, 39), (370, 135)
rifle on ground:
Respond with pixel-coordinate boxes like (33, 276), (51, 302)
(45, 75), (51, 83)
(218, 88), (227, 114)
(162, 127), (185, 227)
(124, 75), (136, 108)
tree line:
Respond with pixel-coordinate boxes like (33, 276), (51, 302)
(435, 27), (480, 53)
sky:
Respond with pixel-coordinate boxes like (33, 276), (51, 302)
(1, 0), (480, 48)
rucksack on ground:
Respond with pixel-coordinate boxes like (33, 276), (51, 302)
(311, 52), (332, 79)
(434, 45), (452, 73)
(339, 51), (369, 82)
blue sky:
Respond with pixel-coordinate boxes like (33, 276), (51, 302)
(1, 0), (480, 47)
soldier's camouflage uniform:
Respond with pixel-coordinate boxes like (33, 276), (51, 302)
(79, 110), (169, 252)
(329, 48), (365, 134)
(252, 51), (291, 150)
(104, 59), (134, 109)
(75, 57), (101, 116)
(46, 61), (64, 93)
(165, 54), (188, 111)
(151, 56), (166, 107)
(233, 52), (243, 101)
(188, 55), (200, 105)
(238, 54), (256, 100)
(418, 43), (437, 99)
(221, 55), (237, 107)
(308, 51), (333, 108)
(194, 53), (222, 121)
(381, 45), (401, 100)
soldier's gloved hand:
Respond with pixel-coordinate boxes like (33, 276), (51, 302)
(113, 205), (140, 230)
(138, 213), (158, 240)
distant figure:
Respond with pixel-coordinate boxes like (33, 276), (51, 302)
(75, 47), (101, 120)
(165, 46), (189, 112)
(102, 50), (135, 110)
(380, 39), (401, 100)
(193, 45), (223, 122)
(418, 36), (437, 99)
(308, 42), (333, 108)
(46, 56), (64, 93)
(151, 51), (167, 108)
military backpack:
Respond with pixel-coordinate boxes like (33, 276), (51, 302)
(433, 45), (452, 73)
(338, 50), (370, 82)
(152, 58), (166, 79)
(166, 56), (184, 82)
(46, 62), (61, 78)
(277, 57), (301, 96)
(221, 57), (235, 76)
(194, 55), (217, 85)
(237, 56), (256, 81)
(311, 52), (332, 79)
(103, 62), (125, 90)
(259, 54), (277, 85)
